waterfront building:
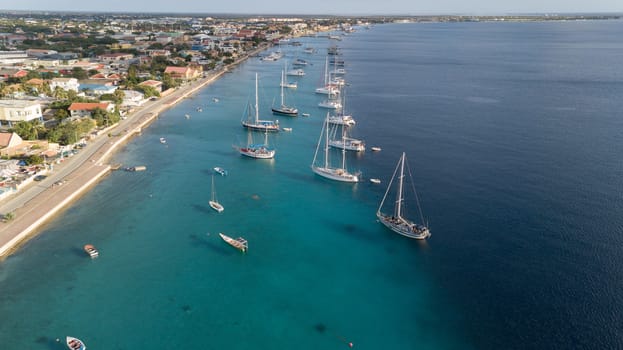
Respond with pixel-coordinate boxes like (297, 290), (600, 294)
(0, 100), (43, 128)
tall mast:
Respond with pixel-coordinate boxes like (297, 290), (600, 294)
(254, 73), (259, 123)
(341, 127), (346, 170)
(324, 114), (330, 169)
(396, 152), (405, 218)
(280, 70), (285, 106)
(324, 56), (328, 85)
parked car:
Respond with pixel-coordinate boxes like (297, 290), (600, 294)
(33, 175), (47, 181)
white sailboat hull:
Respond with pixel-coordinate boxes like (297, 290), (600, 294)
(312, 166), (359, 182)
(377, 213), (430, 239)
(329, 138), (365, 152)
(209, 201), (224, 213)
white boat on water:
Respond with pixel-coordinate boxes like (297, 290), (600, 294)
(329, 136), (365, 152)
(318, 99), (342, 109)
(328, 114), (355, 126)
(209, 174), (224, 213)
(377, 152), (431, 240)
(371, 147), (382, 152)
(283, 127), (293, 132)
(219, 233), (248, 252)
(241, 73), (280, 132)
(239, 130), (276, 159)
(159, 137), (166, 144)
(83, 244), (98, 258)
(272, 70), (298, 117)
(286, 68), (305, 76)
(292, 58), (309, 66)
(315, 57), (340, 96)
(302, 113), (310, 117)
(280, 80), (298, 89)
(311, 113), (360, 183)
(214, 167), (227, 176)
(370, 178), (381, 184)
(66, 336), (86, 350)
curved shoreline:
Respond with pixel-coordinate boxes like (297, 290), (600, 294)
(0, 45), (268, 259)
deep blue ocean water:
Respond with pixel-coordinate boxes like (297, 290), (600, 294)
(2, 20), (623, 349)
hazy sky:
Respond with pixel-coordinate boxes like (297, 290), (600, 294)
(0, 0), (621, 15)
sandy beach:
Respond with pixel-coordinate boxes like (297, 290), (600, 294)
(0, 45), (269, 259)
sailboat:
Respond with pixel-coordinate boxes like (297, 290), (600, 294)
(377, 152), (430, 240)
(311, 113), (360, 183)
(242, 73), (280, 132)
(315, 56), (340, 96)
(328, 88), (355, 126)
(272, 70), (298, 116)
(328, 125), (365, 152)
(239, 129), (275, 159)
(209, 174), (224, 213)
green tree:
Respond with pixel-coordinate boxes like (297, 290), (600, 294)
(10, 120), (42, 140)
(71, 67), (88, 80)
(136, 85), (160, 98)
(54, 108), (69, 123)
(26, 154), (44, 165)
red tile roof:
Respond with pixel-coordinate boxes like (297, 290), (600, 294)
(68, 102), (110, 111)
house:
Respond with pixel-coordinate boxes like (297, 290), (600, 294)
(0, 69), (29, 81)
(122, 90), (146, 106)
(0, 132), (23, 156)
(0, 50), (28, 65)
(26, 49), (58, 58)
(67, 102), (115, 119)
(50, 77), (80, 92)
(97, 52), (134, 62)
(79, 84), (117, 96)
(0, 100), (43, 128)
(138, 80), (163, 93)
(164, 66), (202, 80)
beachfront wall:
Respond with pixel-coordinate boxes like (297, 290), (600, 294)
(0, 100), (43, 128)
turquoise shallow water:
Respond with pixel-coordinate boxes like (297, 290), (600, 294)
(0, 30), (462, 350)
(2, 20), (623, 349)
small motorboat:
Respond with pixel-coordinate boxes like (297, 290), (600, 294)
(214, 167), (227, 176)
(371, 146), (382, 152)
(219, 233), (248, 253)
(302, 113), (310, 117)
(66, 336), (86, 350)
(212, 98), (219, 103)
(83, 244), (99, 258)
(370, 178), (381, 184)
(185, 114), (191, 119)
(282, 127), (292, 132)
(159, 137), (167, 144)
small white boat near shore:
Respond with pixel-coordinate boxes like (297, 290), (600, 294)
(371, 146), (382, 152)
(282, 127), (293, 132)
(370, 178), (381, 184)
(159, 137), (166, 144)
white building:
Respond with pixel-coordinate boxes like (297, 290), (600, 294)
(0, 100), (43, 128)
(50, 77), (80, 92)
(122, 90), (146, 106)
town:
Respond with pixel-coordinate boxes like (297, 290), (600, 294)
(0, 11), (618, 203)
